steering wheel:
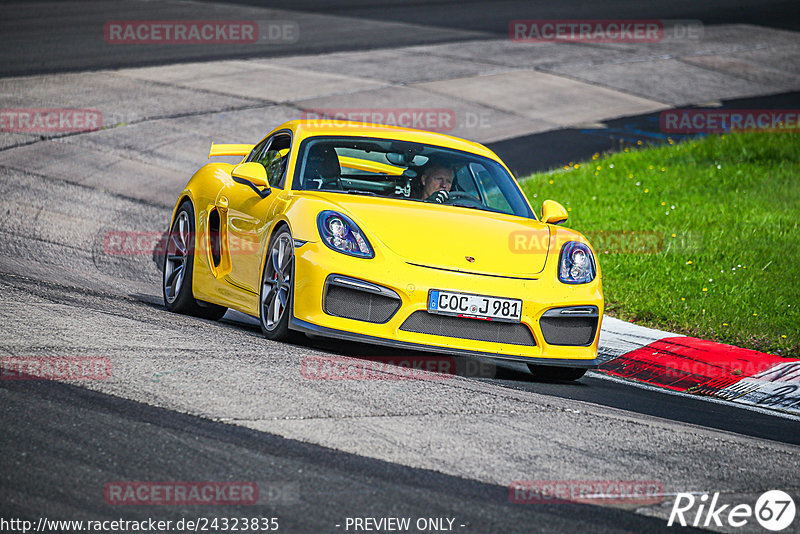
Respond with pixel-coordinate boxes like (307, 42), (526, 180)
(444, 191), (483, 207)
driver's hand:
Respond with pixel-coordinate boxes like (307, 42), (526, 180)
(427, 190), (449, 203)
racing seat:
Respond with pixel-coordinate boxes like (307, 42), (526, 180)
(305, 145), (341, 189)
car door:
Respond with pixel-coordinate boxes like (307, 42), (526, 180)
(220, 131), (291, 295)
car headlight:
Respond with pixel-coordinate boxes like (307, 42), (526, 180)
(558, 241), (596, 284)
(317, 210), (374, 258)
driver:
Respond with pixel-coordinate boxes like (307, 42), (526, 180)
(419, 160), (455, 203)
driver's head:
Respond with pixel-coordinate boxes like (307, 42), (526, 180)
(420, 161), (454, 199)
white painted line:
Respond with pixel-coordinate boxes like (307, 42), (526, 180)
(589, 371), (800, 422)
(598, 316), (683, 362)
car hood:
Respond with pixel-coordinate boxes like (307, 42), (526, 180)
(319, 194), (551, 276)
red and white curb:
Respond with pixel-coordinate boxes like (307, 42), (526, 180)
(597, 317), (800, 416)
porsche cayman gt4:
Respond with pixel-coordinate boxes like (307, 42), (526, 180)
(163, 120), (603, 380)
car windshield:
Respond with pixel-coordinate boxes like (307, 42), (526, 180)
(293, 136), (534, 218)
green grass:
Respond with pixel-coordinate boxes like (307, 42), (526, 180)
(519, 131), (800, 357)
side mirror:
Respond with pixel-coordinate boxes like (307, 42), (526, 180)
(232, 162), (269, 188)
(231, 162), (271, 197)
(541, 200), (568, 225)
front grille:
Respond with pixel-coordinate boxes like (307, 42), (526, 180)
(539, 307), (598, 346)
(400, 311), (536, 346)
(324, 284), (401, 323)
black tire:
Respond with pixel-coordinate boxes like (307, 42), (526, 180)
(259, 225), (297, 341)
(162, 200), (227, 320)
(527, 364), (587, 381)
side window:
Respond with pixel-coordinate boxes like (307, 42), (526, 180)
(454, 165), (480, 197)
(258, 134), (291, 188)
(246, 138), (270, 164)
(470, 162), (514, 214)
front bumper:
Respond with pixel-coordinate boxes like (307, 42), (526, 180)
(291, 241), (603, 367)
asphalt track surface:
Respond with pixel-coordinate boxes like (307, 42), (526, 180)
(2, 1), (800, 532)
(3, 0), (799, 76)
(2, 379), (709, 534)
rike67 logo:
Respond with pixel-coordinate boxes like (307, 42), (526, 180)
(668, 490), (795, 531)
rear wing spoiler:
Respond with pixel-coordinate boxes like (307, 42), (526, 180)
(208, 143), (254, 159)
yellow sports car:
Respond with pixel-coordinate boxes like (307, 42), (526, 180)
(163, 120), (603, 380)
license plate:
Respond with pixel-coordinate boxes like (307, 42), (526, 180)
(428, 290), (522, 323)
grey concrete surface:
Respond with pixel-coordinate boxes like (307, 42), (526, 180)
(414, 70), (666, 127)
(262, 48), (513, 84)
(4, 23), (796, 152)
(117, 60), (390, 102)
(0, 71), (262, 125)
(403, 40), (643, 70)
(546, 59), (781, 106)
(587, 24), (800, 58)
(293, 84), (555, 143)
(0, 71), (263, 149)
(681, 46), (800, 87)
